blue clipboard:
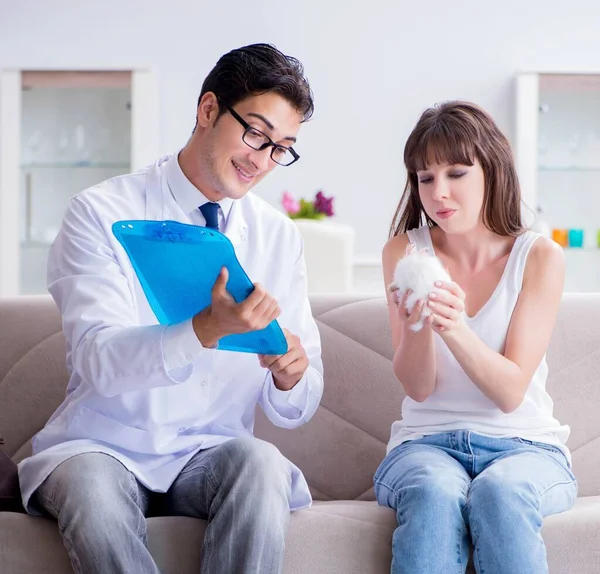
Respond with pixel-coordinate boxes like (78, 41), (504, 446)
(112, 220), (288, 355)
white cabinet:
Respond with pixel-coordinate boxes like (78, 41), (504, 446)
(293, 219), (355, 294)
(0, 69), (158, 296)
(515, 72), (600, 292)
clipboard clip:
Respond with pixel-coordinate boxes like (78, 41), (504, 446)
(151, 221), (187, 242)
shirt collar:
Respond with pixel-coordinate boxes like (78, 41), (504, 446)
(165, 150), (233, 222)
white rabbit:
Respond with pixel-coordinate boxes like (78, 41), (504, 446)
(389, 245), (451, 332)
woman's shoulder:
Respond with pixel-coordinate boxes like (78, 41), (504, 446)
(382, 232), (410, 266)
(525, 233), (563, 261)
(523, 234), (565, 284)
(382, 225), (431, 265)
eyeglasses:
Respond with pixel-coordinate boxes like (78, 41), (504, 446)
(218, 98), (300, 167)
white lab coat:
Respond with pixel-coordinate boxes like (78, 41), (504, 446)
(18, 154), (324, 513)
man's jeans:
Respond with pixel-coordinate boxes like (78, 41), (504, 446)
(374, 431), (577, 574)
(33, 437), (292, 574)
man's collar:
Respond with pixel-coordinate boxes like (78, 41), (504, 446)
(165, 150), (233, 220)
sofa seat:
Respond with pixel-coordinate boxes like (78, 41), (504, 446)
(2, 497), (600, 573)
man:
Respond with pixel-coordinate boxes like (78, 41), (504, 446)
(18, 43), (323, 574)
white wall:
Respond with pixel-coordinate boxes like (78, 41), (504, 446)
(2, 0), (600, 268)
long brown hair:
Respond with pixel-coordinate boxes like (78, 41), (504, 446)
(389, 101), (524, 238)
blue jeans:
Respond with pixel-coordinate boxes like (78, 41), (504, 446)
(374, 431), (577, 574)
(33, 438), (292, 574)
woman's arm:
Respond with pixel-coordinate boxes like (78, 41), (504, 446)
(432, 237), (564, 413)
(383, 235), (437, 402)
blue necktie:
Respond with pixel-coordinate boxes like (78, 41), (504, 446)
(199, 202), (219, 230)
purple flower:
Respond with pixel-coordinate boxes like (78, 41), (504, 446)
(314, 191), (334, 217)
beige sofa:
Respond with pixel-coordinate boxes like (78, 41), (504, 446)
(1, 293), (600, 573)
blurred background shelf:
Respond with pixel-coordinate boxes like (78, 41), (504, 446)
(18, 75), (133, 294)
(516, 71), (600, 292)
(21, 163), (131, 169)
(0, 68), (158, 296)
(538, 166), (600, 172)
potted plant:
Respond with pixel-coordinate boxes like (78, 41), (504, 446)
(282, 190), (334, 220)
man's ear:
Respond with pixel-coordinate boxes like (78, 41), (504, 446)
(196, 92), (220, 129)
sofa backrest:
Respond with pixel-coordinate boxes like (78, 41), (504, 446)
(1, 294), (600, 499)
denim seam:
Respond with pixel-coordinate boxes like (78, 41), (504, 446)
(546, 454), (577, 482)
(201, 531), (213, 574)
(464, 496), (484, 574)
(373, 479), (400, 508)
(52, 511), (84, 574)
(205, 464), (221, 498)
(525, 446), (577, 484)
(201, 487), (227, 574)
(61, 530), (84, 574)
(466, 432), (476, 476)
(537, 477), (577, 506)
(455, 522), (466, 574)
(200, 487), (220, 574)
(42, 485), (60, 518)
(127, 472), (147, 539)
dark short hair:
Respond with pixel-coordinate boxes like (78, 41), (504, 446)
(198, 43), (314, 122)
(390, 101), (524, 238)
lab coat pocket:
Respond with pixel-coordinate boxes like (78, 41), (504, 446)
(66, 404), (153, 454)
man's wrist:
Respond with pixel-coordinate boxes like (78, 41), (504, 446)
(192, 308), (222, 348)
(272, 373), (302, 392)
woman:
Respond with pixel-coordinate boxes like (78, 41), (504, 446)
(375, 101), (576, 574)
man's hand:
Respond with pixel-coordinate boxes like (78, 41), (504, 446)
(193, 267), (281, 347)
(258, 329), (309, 391)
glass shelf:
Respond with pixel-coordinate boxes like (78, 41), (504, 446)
(538, 166), (600, 172)
(19, 80), (132, 295)
(21, 163), (130, 169)
(516, 72), (600, 292)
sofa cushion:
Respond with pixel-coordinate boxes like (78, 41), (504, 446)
(0, 501), (395, 574)
(10, 441), (32, 465)
(284, 501), (394, 573)
(0, 452), (24, 513)
(3, 498), (600, 574)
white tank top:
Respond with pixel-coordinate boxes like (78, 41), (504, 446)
(387, 225), (570, 459)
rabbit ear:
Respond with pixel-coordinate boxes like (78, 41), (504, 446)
(418, 247), (429, 255)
